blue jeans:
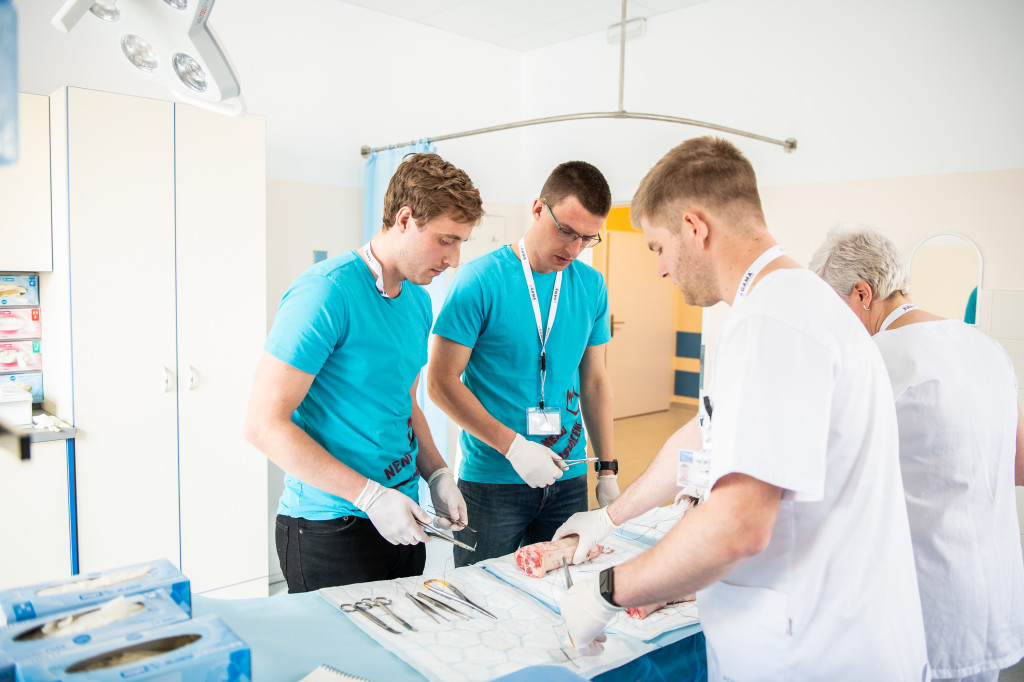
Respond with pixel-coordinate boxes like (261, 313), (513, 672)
(453, 475), (587, 567)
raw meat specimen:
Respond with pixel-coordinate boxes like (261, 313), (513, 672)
(625, 593), (696, 619)
(514, 535), (603, 578)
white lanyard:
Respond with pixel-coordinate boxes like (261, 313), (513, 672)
(362, 242), (397, 299)
(733, 245), (785, 306)
(518, 238), (561, 408)
(879, 303), (917, 332)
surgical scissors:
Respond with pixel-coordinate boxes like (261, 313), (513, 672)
(338, 601), (401, 634)
(359, 597), (416, 631)
(423, 579), (497, 620)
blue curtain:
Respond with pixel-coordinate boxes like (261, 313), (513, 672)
(362, 142), (435, 242)
(362, 143), (453, 507)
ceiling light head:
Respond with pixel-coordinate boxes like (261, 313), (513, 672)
(121, 34), (159, 72)
(89, 1), (120, 22)
(172, 52), (206, 92)
(51, 0), (245, 116)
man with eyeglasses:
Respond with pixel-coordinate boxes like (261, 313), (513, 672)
(428, 161), (619, 566)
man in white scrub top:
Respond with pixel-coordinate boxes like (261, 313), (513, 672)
(555, 137), (930, 680)
(812, 225), (1024, 682)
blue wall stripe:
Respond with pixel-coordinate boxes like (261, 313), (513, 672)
(675, 331), (701, 359)
(674, 370), (700, 398)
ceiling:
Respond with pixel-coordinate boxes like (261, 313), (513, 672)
(337, 0), (711, 52)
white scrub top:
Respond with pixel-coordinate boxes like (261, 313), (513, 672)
(874, 319), (1024, 679)
(699, 269), (928, 681)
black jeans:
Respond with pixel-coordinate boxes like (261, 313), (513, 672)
(275, 514), (426, 593)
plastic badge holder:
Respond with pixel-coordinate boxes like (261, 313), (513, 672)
(0, 310), (40, 340)
(0, 589), (189, 682)
(0, 373), (41, 404)
(0, 558), (190, 626)
(0, 276), (38, 308)
(12, 615), (251, 682)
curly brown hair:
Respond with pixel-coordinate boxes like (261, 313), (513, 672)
(381, 153), (484, 231)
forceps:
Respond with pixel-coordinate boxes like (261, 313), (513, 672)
(416, 521), (477, 552)
(417, 591), (471, 620)
(561, 457), (599, 466)
(405, 590), (446, 623)
(423, 579), (497, 620)
(561, 559), (574, 590)
(338, 601), (401, 634)
(359, 597), (416, 631)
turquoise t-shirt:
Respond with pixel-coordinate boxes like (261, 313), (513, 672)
(265, 250), (431, 520)
(433, 246), (611, 484)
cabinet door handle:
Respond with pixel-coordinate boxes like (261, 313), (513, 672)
(188, 365), (198, 390)
(161, 367), (175, 393)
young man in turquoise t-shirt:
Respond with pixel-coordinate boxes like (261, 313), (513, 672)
(245, 153), (484, 591)
(428, 161), (619, 567)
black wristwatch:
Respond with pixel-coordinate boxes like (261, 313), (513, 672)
(594, 459), (618, 474)
(599, 566), (618, 606)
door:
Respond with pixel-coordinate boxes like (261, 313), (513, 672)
(605, 230), (675, 419)
(174, 104), (268, 596)
(65, 88), (181, 572)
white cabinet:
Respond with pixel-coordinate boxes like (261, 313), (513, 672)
(0, 440), (71, 591)
(47, 87), (268, 596)
(0, 94), (53, 271)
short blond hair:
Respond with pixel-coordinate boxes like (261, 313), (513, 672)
(631, 136), (764, 231)
(382, 153), (484, 231)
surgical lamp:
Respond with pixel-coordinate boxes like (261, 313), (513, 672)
(51, 0), (246, 116)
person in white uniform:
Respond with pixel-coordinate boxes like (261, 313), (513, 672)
(810, 225), (1024, 682)
(554, 137), (929, 681)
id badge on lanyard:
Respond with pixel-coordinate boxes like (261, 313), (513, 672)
(678, 394), (713, 492)
(518, 238), (564, 436)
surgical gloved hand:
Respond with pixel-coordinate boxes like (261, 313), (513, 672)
(554, 508), (620, 565)
(353, 480), (432, 545)
(504, 433), (566, 488)
(427, 467), (467, 530)
(560, 579), (623, 654)
(595, 474), (620, 508)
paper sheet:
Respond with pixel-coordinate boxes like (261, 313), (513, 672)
(319, 567), (656, 682)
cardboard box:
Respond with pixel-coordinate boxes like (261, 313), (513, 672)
(0, 589), (189, 682)
(0, 277), (38, 308)
(0, 559), (190, 627)
(0, 342), (41, 373)
(13, 615), (250, 682)
(0, 387), (31, 426)
(0, 374), (41, 404)
(0, 310), (40, 341)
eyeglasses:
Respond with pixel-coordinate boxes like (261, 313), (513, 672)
(542, 199), (602, 248)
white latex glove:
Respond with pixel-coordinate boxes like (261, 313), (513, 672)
(595, 474), (620, 508)
(553, 508), (620, 565)
(560, 579), (623, 653)
(505, 434), (566, 488)
(353, 480), (432, 546)
(427, 467), (467, 530)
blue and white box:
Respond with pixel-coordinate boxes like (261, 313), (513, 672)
(0, 277), (38, 308)
(0, 559), (190, 627)
(0, 589), (189, 682)
(14, 615), (250, 682)
(0, 374), (41, 404)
